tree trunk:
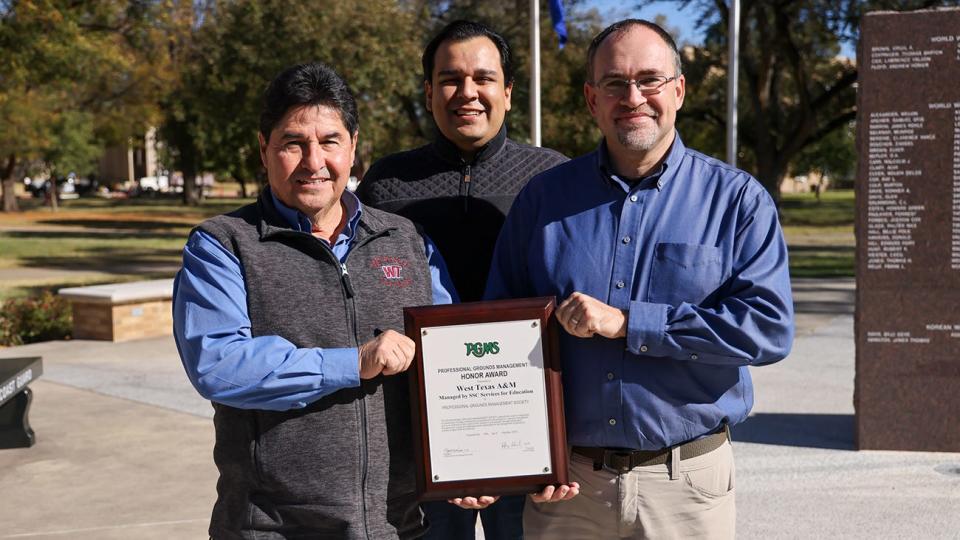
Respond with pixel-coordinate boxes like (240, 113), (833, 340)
(755, 152), (786, 208)
(48, 177), (59, 212)
(234, 175), (248, 198)
(2, 154), (20, 213)
(183, 173), (201, 206)
(181, 144), (201, 206)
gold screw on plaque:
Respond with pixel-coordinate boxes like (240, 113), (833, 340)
(543, 467), (550, 472)
(434, 475), (439, 480)
(532, 321), (538, 327)
(422, 330), (428, 336)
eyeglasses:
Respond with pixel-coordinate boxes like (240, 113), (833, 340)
(594, 75), (678, 97)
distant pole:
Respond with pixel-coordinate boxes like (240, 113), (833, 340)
(726, 0), (740, 166)
(530, 0), (542, 147)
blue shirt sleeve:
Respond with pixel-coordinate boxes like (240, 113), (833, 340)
(172, 230), (360, 411)
(485, 191), (535, 301)
(486, 177), (792, 368)
(424, 233), (458, 305)
(625, 191), (794, 366)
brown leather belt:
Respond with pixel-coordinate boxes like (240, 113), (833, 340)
(572, 426), (730, 472)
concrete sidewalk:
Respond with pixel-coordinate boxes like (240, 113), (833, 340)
(1, 277), (958, 538)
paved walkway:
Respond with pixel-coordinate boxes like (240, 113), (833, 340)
(1, 278), (958, 538)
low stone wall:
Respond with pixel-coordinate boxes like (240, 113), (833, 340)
(59, 280), (174, 342)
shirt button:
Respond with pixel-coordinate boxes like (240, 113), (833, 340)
(616, 280), (625, 289)
(607, 372), (615, 380)
(691, 354), (699, 360)
(622, 236), (631, 244)
(608, 418), (617, 426)
(640, 345), (648, 353)
(630, 195), (638, 202)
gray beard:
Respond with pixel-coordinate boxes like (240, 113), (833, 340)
(616, 125), (658, 152)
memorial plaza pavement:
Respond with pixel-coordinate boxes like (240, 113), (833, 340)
(0, 277), (958, 539)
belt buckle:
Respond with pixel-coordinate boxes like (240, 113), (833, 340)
(608, 451), (633, 472)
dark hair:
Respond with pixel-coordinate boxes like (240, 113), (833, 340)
(259, 62), (359, 139)
(586, 19), (682, 83)
(421, 20), (514, 85)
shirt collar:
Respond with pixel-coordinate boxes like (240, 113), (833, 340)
(269, 188), (363, 240)
(433, 123), (508, 165)
(596, 132), (686, 192)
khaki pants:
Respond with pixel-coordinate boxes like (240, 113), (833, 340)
(523, 440), (735, 539)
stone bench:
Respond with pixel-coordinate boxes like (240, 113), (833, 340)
(0, 357), (42, 448)
(59, 279), (174, 342)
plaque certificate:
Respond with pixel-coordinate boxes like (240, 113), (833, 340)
(404, 297), (568, 500)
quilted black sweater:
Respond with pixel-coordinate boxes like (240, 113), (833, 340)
(357, 127), (567, 302)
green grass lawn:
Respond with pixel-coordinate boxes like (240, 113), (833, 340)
(0, 196), (253, 299)
(0, 189), (857, 300)
(780, 190), (855, 278)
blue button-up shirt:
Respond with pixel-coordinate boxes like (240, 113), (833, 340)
(173, 190), (456, 411)
(485, 135), (794, 450)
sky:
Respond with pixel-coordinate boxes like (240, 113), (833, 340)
(580, 0), (706, 46)
(577, 0), (857, 58)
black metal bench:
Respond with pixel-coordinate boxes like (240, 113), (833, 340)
(0, 357), (43, 448)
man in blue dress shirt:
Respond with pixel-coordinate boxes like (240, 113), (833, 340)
(485, 19), (794, 539)
(173, 62), (455, 539)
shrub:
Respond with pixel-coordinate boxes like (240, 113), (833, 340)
(0, 291), (72, 346)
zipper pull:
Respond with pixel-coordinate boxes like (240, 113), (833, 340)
(462, 164), (472, 212)
(340, 263), (355, 298)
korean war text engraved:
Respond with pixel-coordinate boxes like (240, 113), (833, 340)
(856, 8), (960, 451)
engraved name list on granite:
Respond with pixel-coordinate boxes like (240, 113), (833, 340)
(856, 8), (960, 451)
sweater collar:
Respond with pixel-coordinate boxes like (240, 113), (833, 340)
(432, 124), (508, 165)
(257, 186), (370, 241)
(595, 132), (686, 192)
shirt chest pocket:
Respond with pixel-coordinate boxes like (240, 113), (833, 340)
(647, 242), (724, 306)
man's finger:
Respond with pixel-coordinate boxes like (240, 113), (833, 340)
(398, 336), (415, 358)
(531, 484), (556, 503)
(461, 496), (485, 509)
(398, 347), (414, 373)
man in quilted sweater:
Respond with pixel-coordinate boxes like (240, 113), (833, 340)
(357, 19), (567, 540)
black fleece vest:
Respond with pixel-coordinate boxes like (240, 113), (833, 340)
(198, 190), (432, 540)
(358, 127), (567, 301)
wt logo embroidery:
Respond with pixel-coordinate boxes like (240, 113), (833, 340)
(370, 256), (412, 288)
(381, 264), (403, 280)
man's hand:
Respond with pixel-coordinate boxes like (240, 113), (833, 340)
(358, 330), (415, 379)
(556, 292), (627, 339)
(530, 482), (580, 503)
(447, 495), (499, 510)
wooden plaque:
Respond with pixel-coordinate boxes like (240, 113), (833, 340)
(404, 297), (568, 501)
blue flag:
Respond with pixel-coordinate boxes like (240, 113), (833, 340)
(548, 0), (567, 50)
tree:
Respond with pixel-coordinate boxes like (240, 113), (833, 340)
(43, 110), (101, 211)
(792, 119), (856, 189)
(160, 0), (424, 197)
(158, 1), (209, 206)
(0, 0), (174, 211)
(640, 0), (958, 202)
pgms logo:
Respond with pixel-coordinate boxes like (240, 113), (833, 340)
(465, 341), (500, 358)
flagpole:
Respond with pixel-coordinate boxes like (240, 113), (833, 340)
(726, 0), (739, 166)
(530, 0), (542, 147)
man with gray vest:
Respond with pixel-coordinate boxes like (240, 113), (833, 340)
(173, 62), (455, 539)
(357, 22), (566, 538)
